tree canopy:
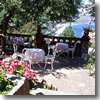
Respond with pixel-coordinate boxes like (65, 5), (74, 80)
(0, 0), (81, 34)
(60, 23), (74, 38)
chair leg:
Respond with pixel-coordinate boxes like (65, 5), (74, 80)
(37, 63), (41, 68)
(51, 60), (54, 70)
(48, 48), (50, 55)
(72, 51), (74, 58)
(29, 61), (32, 70)
(67, 51), (69, 57)
(44, 59), (47, 69)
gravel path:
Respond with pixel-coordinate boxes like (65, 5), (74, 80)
(31, 57), (95, 95)
(42, 68), (95, 95)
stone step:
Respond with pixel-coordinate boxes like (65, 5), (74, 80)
(29, 88), (78, 95)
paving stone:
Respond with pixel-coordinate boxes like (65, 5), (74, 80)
(30, 88), (78, 95)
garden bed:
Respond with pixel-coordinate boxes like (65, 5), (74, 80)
(0, 54), (57, 95)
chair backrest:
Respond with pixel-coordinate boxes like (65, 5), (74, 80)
(73, 42), (77, 51)
(13, 43), (18, 53)
(22, 48), (31, 60)
(22, 48), (28, 56)
(52, 47), (57, 58)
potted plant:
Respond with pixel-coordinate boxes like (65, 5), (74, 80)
(81, 26), (94, 42)
(0, 54), (58, 95)
(0, 54), (37, 95)
(0, 63), (16, 95)
(83, 26), (94, 36)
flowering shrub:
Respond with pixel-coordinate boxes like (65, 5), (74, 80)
(0, 54), (37, 81)
(81, 34), (91, 41)
(78, 1), (95, 17)
(0, 54), (58, 93)
(86, 48), (95, 78)
(83, 26), (94, 33)
(42, 79), (57, 91)
(81, 26), (94, 41)
(0, 67), (7, 90)
(0, 67), (16, 95)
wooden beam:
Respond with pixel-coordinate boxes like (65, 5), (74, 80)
(3, 14), (6, 35)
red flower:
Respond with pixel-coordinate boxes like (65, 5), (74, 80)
(81, 36), (85, 40)
(53, 87), (55, 90)
(24, 62), (29, 68)
(20, 61), (24, 66)
(43, 79), (47, 83)
(0, 61), (4, 66)
(12, 60), (19, 66)
(10, 63), (17, 69)
(24, 72), (30, 80)
(78, 5), (80, 8)
(7, 68), (14, 75)
(23, 68), (31, 80)
(88, 36), (91, 39)
(5, 61), (11, 67)
(31, 74), (37, 81)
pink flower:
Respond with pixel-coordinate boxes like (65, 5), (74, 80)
(23, 68), (31, 74)
(12, 60), (19, 66)
(84, 5), (87, 8)
(43, 79), (47, 83)
(87, 10), (90, 13)
(90, 9), (92, 11)
(53, 87), (55, 90)
(24, 72), (30, 80)
(23, 68), (31, 80)
(20, 61), (24, 66)
(5, 61), (11, 67)
(10, 63), (17, 69)
(78, 5), (80, 8)
(0, 61), (4, 66)
(7, 68), (14, 75)
(24, 62), (29, 68)
(31, 74), (37, 81)
(0, 67), (2, 69)
(88, 36), (91, 40)
(81, 36), (85, 40)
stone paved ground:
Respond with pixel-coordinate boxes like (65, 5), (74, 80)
(0, 55), (95, 95)
(31, 57), (95, 95)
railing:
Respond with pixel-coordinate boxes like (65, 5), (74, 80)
(7, 33), (32, 43)
(6, 33), (83, 57)
(43, 35), (82, 57)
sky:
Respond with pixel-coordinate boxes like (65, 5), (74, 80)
(82, 0), (92, 4)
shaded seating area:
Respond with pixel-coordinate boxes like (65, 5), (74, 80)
(0, 33), (89, 71)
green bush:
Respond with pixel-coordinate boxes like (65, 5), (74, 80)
(0, 68), (16, 95)
(86, 48), (95, 78)
(11, 21), (37, 35)
(61, 23), (74, 37)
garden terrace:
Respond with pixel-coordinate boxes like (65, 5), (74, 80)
(4, 33), (83, 57)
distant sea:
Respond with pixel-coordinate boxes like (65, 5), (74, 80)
(62, 22), (95, 37)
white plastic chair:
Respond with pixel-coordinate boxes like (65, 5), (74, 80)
(21, 48), (42, 70)
(13, 43), (18, 53)
(13, 43), (23, 60)
(21, 48), (33, 70)
(46, 38), (51, 55)
(66, 42), (77, 58)
(44, 48), (57, 70)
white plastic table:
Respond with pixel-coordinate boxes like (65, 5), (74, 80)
(25, 48), (45, 63)
(56, 43), (69, 52)
(12, 37), (24, 45)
